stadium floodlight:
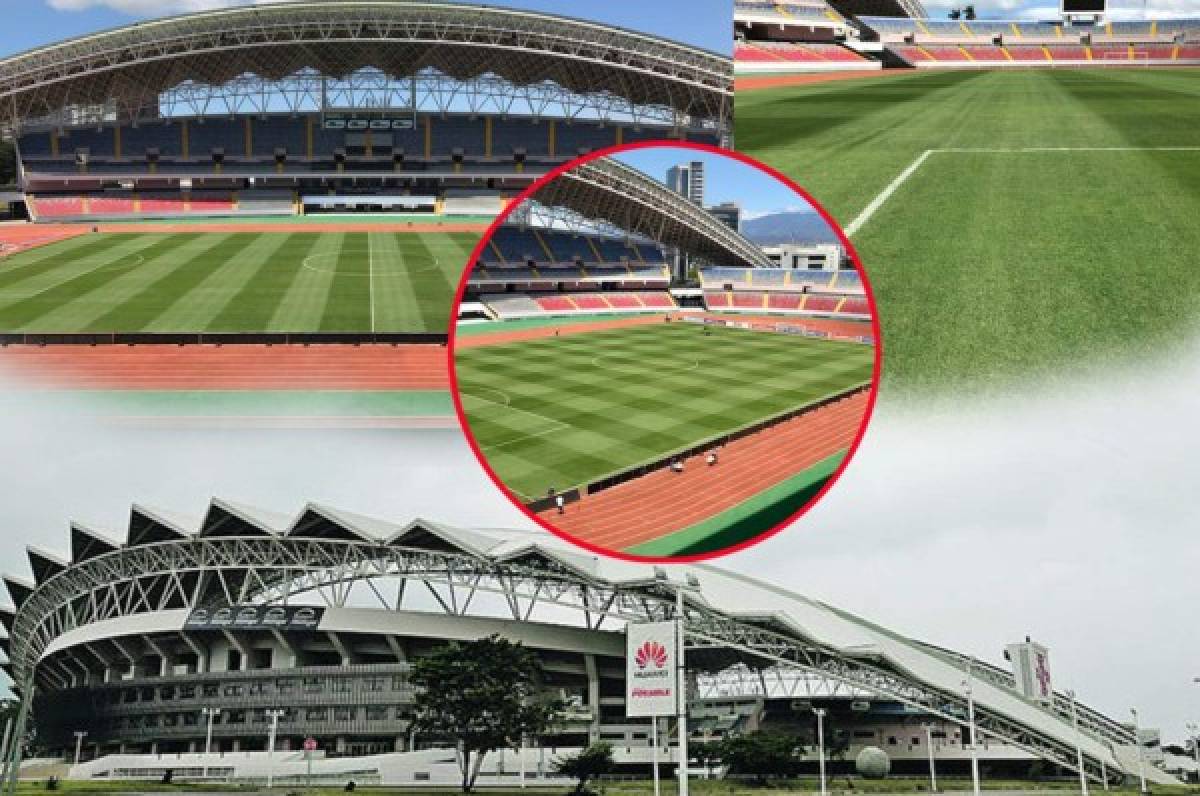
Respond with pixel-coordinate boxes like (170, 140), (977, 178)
(922, 723), (938, 793)
(1130, 708), (1148, 795)
(71, 731), (87, 766)
(265, 709), (285, 788)
(201, 707), (222, 779)
(1066, 690), (1088, 796)
(812, 707), (828, 796)
(675, 584), (689, 796)
(963, 663), (982, 796)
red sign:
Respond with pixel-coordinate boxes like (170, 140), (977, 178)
(635, 640), (668, 670)
(303, 737), (318, 752)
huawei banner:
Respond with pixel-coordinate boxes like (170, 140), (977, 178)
(626, 621), (678, 717)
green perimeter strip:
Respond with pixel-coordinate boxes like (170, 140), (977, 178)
(625, 450), (847, 558)
(0, 389), (452, 417)
(456, 312), (654, 337)
(91, 214), (497, 226)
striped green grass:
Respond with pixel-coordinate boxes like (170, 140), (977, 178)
(736, 69), (1200, 392)
(0, 230), (478, 333)
(454, 322), (874, 500)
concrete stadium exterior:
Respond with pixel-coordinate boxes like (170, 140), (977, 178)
(0, 500), (1179, 786)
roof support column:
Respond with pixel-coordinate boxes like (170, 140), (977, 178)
(325, 631), (354, 666)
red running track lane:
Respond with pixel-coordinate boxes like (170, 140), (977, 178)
(0, 222), (89, 255)
(0, 344), (448, 390)
(455, 314), (668, 348)
(736, 71), (908, 92)
(537, 390), (869, 552)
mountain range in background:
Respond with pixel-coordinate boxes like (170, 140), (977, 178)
(740, 211), (839, 245)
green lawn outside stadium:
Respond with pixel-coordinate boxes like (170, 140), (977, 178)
(736, 69), (1200, 393)
(0, 230), (478, 333)
(454, 322), (874, 500)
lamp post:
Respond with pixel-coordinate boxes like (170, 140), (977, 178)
(1130, 708), (1148, 795)
(265, 709), (285, 788)
(1066, 691), (1089, 796)
(923, 723), (938, 793)
(812, 707), (828, 796)
(72, 731), (88, 767)
(201, 707), (221, 780)
(675, 586), (689, 796)
(963, 662), (982, 796)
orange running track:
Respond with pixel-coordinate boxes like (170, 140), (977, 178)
(537, 390), (869, 552)
(736, 71), (904, 91)
(0, 344), (448, 390)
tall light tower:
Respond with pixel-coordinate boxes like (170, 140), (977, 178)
(265, 709), (285, 788)
(812, 707), (828, 796)
(963, 662), (982, 796)
(1129, 708), (1148, 795)
(201, 707), (222, 780)
(922, 723), (938, 793)
(1066, 690), (1089, 796)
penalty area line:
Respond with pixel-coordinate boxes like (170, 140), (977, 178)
(844, 145), (1200, 238)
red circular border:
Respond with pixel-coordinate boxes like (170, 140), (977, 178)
(447, 140), (884, 563)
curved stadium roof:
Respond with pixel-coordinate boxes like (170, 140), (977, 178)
(0, 499), (1175, 785)
(0, 0), (731, 131)
(526, 156), (774, 268)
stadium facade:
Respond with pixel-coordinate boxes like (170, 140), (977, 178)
(0, 500), (1179, 785)
(0, 0), (732, 222)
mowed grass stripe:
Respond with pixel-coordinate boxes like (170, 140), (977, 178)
(318, 233), (372, 332)
(207, 233), (329, 332)
(736, 69), (1200, 391)
(0, 229), (476, 333)
(457, 323), (873, 498)
(0, 234), (173, 308)
(266, 233), (348, 333)
(0, 235), (134, 290)
(150, 233), (310, 333)
(0, 235), (189, 331)
(84, 233), (240, 331)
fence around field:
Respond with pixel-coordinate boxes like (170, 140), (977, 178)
(0, 332), (448, 346)
(524, 382), (871, 511)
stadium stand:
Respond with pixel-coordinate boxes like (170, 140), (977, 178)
(734, 0), (882, 73)
(699, 267), (868, 319)
(855, 16), (1200, 66)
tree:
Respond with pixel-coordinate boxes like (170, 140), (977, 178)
(719, 731), (803, 786)
(948, 8), (962, 19)
(552, 742), (614, 796)
(964, 5), (977, 19)
(408, 635), (560, 793)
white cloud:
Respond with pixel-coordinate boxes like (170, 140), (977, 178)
(725, 339), (1200, 744)
(740, 204), (818, 221)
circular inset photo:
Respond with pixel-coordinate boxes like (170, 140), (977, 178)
(450, 142), (880, 561)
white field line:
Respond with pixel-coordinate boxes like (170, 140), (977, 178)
(460, 387), (571, 452)
(844, 145), (1200, 238)
(843, 149), (934, 238)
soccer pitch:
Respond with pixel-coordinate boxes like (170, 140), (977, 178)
(736, 69), (1200, 392)
(454, 322), (875, 501)
(0, 230), (478, 333)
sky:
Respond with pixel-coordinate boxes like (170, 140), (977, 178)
(614, 147), (825, 222)
(0, 0), (730, 59)
(904, 0), (1200, 18)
